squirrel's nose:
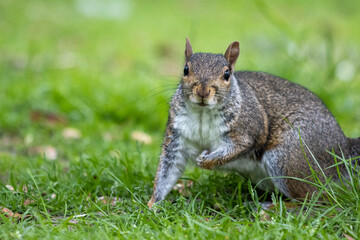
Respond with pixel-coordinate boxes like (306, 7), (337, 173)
(196, 87), (210, 99)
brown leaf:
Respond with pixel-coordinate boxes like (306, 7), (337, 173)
(30, 110), (67, 126)
(1, 207), (14, 215)
(23, 199), (35, 206)
(344, 234), (354, 240)
(259, 209), (271, 222)
(173, 180), (193, 197)
(1, 206), (22, 219)
(96, 196), (121, 206)
(131, 131), (152, 145)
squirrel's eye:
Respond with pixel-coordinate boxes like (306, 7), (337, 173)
(224, 69), (230, 81)
(184, 65), (189, 76)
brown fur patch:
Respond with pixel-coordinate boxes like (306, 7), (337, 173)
(199, 160), (217, 169)
(147, 195), (155, 208)
(265, 133), (283, 151)
(285, 178), (317, 199)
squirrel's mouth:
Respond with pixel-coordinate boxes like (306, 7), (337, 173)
(188, 94), (216, 107)
(197, 102), (207, 107)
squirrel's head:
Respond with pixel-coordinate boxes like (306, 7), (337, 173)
(181, 38), (240, 108)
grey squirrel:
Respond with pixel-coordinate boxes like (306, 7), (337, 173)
(147, 38), (360, 208)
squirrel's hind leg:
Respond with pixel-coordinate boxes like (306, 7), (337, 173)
(262, 144), (318, 199)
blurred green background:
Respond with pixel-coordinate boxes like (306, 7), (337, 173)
(1, 0), (360, 186)
(0, 1), (360, 238)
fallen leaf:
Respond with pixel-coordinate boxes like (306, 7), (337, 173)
(62, 127), (82, 139)
(6, 185), (14, 191)
(344, 234), (354, 240)
(5, 185), (29, 194)
(37, 146), (57, 160)
(259, 209), (271, 222)
(131, 131), (152, 145)
(110, 197), (121, 206)
(173, 180), (193, 197)
(1, 207), (14, 215)
(69, 219), (78, 224)
(30, 110), (67, 126)
(96, 196), (121, 206)
(23, 199), (34, 206)
(97, 196), (107, 204)
(1, 206), (22, 219)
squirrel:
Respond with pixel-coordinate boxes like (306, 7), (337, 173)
(147, 38), (360, 208)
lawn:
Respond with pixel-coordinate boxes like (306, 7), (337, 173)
(1, 0), (360, 239)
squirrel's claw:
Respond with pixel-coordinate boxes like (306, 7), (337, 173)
(196, 150), (216, 169)
(196, 150), (208, 164)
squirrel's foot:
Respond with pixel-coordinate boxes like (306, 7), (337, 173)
(196, 150), (216, 169)
(147, 196), (155, 209)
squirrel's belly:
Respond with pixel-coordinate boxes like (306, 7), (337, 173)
(218, 154), (275, 192)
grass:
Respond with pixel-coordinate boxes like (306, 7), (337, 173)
(1, 0), (360, 239)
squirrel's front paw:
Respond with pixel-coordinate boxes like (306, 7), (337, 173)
(196, 150), (216, 169)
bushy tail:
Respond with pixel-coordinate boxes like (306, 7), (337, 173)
(349, 137), (360, 159)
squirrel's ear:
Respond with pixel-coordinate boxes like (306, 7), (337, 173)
(185, 38), (193, 60)
(224, 41), (240, 71)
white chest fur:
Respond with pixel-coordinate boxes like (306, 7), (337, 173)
(174, 104), (227, 158)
